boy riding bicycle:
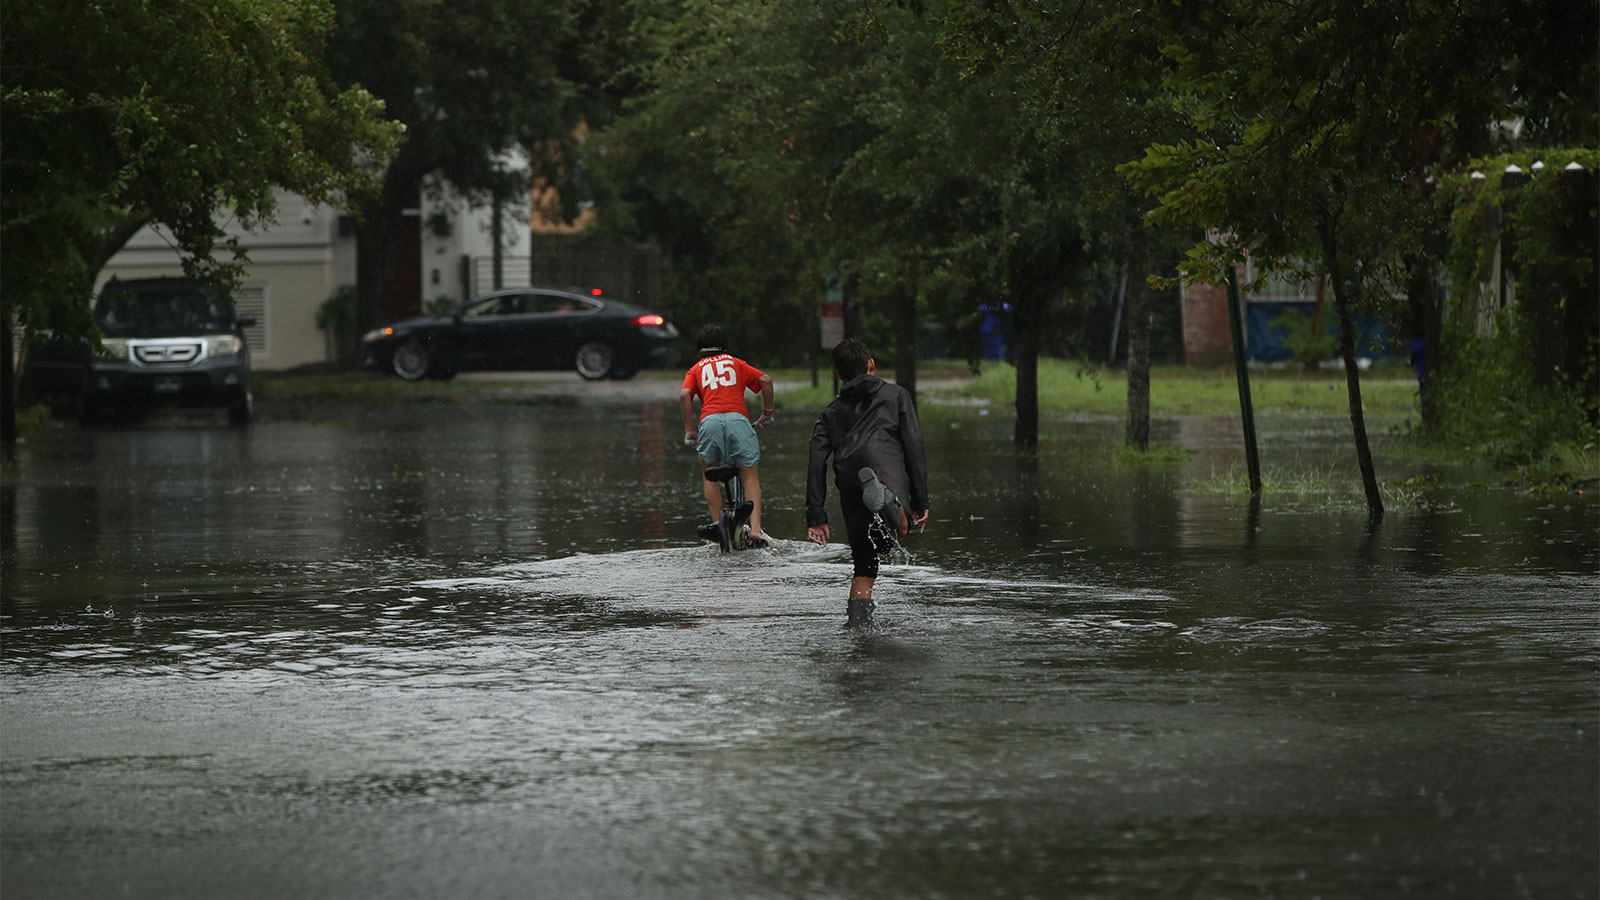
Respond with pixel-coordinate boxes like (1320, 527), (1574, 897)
(680, 325), (775, 547)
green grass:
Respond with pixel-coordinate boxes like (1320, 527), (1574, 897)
(1190, 460), (1429, 508)
(1505, 438), (1600, 493)
(768, 381), (839, 413)
(956, 359), (1420, 416)
(1113, 441), (1195, 467)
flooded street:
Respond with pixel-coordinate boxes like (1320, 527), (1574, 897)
(3, 391), (1596, 899)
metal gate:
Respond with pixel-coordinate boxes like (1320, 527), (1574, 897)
(463, 238), (661, 308)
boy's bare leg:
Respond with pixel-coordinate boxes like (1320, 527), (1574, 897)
(700, 460), (722, 521)
(739, 465), (764, 537)
(850, 576), (875, 599)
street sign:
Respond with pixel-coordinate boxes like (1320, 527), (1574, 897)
(820, 268), (845, 349)
(820, 301), (844, 349)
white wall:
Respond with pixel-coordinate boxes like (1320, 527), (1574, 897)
(99, 169), (534, 366)
(101, 190), (344, 371)
(418, 153), (534, 308)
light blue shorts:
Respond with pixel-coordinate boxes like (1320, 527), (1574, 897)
(697, 412), (761, 467)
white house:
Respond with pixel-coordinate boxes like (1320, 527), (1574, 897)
(100, 180), (530, 372)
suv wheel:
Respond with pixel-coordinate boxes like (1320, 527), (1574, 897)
(228, 387), (253, 427)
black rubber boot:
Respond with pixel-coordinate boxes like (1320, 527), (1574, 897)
(845, 597), (875, 628)
(858, 468), (900, 519)
(859, 468), (903, 539)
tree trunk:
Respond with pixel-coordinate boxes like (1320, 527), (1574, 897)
(92, 215), (151, 277)
(354, 209), (408, 336)
(1318, 214), (1384, 521)
(892, 280), (918, 405)
(2, 317), (16, 446)
(1405, 255), (1441, 429)
(353, 163), (426, 338)
(1012, 287), (1041, 449)
(1124, 234), (1152, 450)
(1307, 275), (1327, 374)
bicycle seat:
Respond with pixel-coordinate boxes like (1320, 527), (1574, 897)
(704, 464), (739, 484)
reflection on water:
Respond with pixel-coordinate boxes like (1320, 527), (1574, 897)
(3, 402), (1596, 899)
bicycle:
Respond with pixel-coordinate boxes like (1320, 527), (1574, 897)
(703, 464), (755, 553)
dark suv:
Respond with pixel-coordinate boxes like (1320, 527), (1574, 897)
(23, 277), (256, 425)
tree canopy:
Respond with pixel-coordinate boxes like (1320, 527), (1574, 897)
(1111, 0), (1596, 511)
(1, 0), (401, 338)
(325, 0), (636, 332)
(593, 0), (1106, 442)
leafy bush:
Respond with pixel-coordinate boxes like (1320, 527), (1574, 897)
(316, 287), (359, 367)
(16, 404), (52, 438)
(1424, 314), (1596, 467)
(1268, 307), (1339, 366)
(315, 286), (357, 332)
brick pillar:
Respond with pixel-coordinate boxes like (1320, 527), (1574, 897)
(1182, 277), (1240, 367)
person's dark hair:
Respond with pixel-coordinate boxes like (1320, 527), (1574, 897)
(832, 338), (872, 379)
(696, 324), (727, 354)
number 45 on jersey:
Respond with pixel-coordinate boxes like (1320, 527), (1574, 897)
(701, 359), (738, 389)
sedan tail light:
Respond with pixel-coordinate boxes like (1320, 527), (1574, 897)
(631, 314), (666, 327)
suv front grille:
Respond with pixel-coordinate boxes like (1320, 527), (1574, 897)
(133, 342), (203, 365)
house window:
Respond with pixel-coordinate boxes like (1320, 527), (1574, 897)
(1243, 257), (1318, 304)
(234, 285), (268, 354)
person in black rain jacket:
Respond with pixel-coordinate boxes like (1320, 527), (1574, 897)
(805, 338), (930, 627)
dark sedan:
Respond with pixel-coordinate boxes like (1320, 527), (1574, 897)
(360, 288), (680, 381)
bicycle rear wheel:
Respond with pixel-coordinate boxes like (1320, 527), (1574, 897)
(718, 472), (745, 553)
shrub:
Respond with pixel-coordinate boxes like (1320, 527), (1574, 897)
(1268, 306), (1339, 367)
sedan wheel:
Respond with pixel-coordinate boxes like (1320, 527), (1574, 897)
(391, 337), (431, 381)
(574, 341), (614, 380)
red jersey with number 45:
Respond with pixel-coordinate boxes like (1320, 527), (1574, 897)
(683, 353), (765, 420)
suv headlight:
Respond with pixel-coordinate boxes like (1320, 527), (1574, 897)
(207, 335), (244, 357)
(94, 338), (129, 360)
(362, 326), (395, 343)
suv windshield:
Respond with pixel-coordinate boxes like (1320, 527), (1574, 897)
(97, 282), (236, 338)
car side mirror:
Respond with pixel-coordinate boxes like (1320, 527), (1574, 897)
(236, 315), (257, 329)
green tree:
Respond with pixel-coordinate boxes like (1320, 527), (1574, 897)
(596, 0), (1103, 447)
(325, 0), (634, 338)
(582, 0), (818, 366)
(1429, 148), (1600, 463)
(929, 0), (1193, 450)
(1117, 0), (1593, 518)
(1, 0), (399, 440)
